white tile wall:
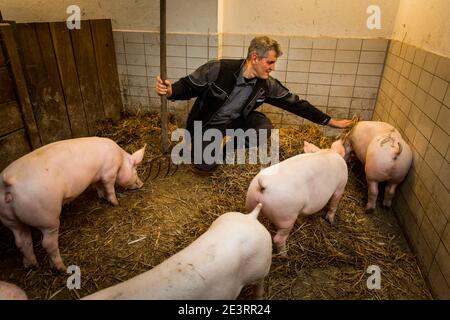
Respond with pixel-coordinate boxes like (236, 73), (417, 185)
(373, 40), (450, 299)
(337, 39), (362, 50)
(116, 31), (218, 118)
(115, 32), (387, 132)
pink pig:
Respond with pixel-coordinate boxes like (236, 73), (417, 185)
(83, 204), (272, 300)
(0, 137), (146, 271)
(246, 140), (348, 255)
(0, 281), (28, 300)
(342, 121), (412, 213)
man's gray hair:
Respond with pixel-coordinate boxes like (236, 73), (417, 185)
(246, 36), (283, 59)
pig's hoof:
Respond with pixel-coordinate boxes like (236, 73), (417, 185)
(23, 260), (38, 269)
(54, 264), (67, 273)
(365, 207), (375, 214)
(49, 260), (67, 273)
(322, 214), (336, 226)
(109, 198), (119, 206)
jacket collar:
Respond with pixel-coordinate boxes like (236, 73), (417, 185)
(233, 59), (246, 79)
(234, 59), (257, 86)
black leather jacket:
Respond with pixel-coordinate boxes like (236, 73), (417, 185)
(170, 59), (331, 133)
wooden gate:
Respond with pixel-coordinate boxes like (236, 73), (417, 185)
(0, 22), (39, 170)
(0, 18), (123, 171)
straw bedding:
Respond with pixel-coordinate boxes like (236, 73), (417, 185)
(0, 114), (431, 299)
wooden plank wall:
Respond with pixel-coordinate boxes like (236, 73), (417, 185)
(69, 20), (106, 134)
(0, 27), (33, 171)
(15, 22), (73, 144)
(0, 19), (122, 171)
(15, 19), (122, 144)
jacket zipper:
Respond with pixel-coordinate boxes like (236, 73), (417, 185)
(202, 83), (230, 128)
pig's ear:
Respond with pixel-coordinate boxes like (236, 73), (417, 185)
(303, 141), (320, 153)
(131, 144), (146, 165)
(331, 140), (346, 158)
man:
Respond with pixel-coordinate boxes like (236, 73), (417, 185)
(155, 36), (352, 173)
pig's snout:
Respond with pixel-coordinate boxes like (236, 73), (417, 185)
(127, 177), (144, 189)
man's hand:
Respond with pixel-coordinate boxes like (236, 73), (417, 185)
(327, 118), (353, 128)
(155, 76), (173, 97)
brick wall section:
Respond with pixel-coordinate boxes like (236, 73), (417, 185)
(372, 39), (450, 299)
(113, 32), (387, 137)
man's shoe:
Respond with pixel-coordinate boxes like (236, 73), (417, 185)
(190, 164), (218, 176)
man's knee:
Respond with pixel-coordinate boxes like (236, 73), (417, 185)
(190, 133), (222, 173)
(258, 125), (272, 139)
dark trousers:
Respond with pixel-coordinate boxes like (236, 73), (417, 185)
(192, 111), (273, 171)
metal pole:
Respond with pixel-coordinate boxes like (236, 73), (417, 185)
(160, 0), (169, 154)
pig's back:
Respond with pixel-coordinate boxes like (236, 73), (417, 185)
(84, 213), (272, 300)
(260, 151), (347, 213)
(349, 121), (392, 162)
(268, 151), (346, 186)
(2, 137), (118, 190)
(6, 137), (115, 169)
(151, 212), (271, 299)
